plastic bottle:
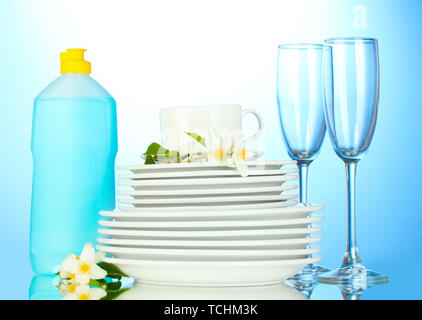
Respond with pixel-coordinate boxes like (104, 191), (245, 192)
(30, 49), (117, 274)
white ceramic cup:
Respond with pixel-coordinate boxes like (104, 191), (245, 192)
(160, 105), (263, 153)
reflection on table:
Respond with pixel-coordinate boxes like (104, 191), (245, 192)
(28, 275), (387, 300)
(118, 282), (305, 300)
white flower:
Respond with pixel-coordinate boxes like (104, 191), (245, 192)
(206, 129), (250, 177)
(62, 284), (106, 300)
(233, 154), (248, 177)
(59, 279), (77, 296)
(60, 243), (107, 285)
(207, 128), (235, 163)
(59, 254), (79, 280)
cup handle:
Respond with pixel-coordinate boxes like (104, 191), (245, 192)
(241, 108), (264, 145)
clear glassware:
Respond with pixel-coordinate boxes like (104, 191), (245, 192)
(318, 37), (388, 284)
(276, 43), (328, 280)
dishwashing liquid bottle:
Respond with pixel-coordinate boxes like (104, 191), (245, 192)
(30, 49), (117, 274)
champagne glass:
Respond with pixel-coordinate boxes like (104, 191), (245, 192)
(318, 37), (388, 284)
(276, 43), (328, 280)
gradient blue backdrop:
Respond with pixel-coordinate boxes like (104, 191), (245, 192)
(1, 0), (421, 299)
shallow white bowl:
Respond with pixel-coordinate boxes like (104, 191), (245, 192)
(118, 160), (297, 174)
(103, 256), (321, 286)
(97, 227), (322, 240)
(118, 168), (298, 180)
(118, 200), (299, 212)
(97, 245), (320, 261)
(97, 236), (322, 249)
(118, 184), (297, 198)
(100, 204), (323, 221)
(98, 216), (322, 230)
(119, 175), (297, 191)
(118, 194), (298, 206)
(118, 282), (306, 300)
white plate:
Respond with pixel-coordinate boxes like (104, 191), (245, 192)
(97, 245), (320, 260)
(119, 168), (298, 180)
(97, 236), (321, 249)
(119, 200), (299, 212)
(118, 194), (298, 206)
(100, 205), (324, 221)
(103, 256), (320, 286)
(99, 216), (322, 230)
(118, 185), (297, 198)
(118, 160), (297, 173)
(98, 227), (322, 240)
(118, 175), (297, 190)
(118, 282), (306, 300)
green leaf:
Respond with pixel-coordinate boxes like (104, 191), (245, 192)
(88, 278), (109, 289)
(105, 281), (122, 291)
(88, 279), (101, 287)
(144, 142), (172, 157)
(185, 132), (207, 147)
(166, 150), (180, 160)
(97, 262), (130, 279)
(144, 154), (156, 164)
(100, 288), (130, 300)
(156, 146), (172, 158)
(143, 142), (180, 164)
(143, 142), (162, 156)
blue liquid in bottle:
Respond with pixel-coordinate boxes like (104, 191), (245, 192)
(30, 49), (117, 274)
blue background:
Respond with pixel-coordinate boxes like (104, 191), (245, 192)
(1, 0), (421, 299)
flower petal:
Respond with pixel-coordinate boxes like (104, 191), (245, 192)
(89, 288), (107, 300)
(61, 257), (80, 274)
(75, 272), (91, 285)
(62, 293), (77, 300)
(80, 243), (96, 265)
(89, 263), (107, 280)
(235, 158), (248, 177)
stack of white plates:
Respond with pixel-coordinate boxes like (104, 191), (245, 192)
(98, 161), (324, 286)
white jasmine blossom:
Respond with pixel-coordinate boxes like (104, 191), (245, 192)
(59, 279), (77, 296)
(62, 285), (106, 300)
(143, 130), (261, 176)
(59, 253), (79, 280)
(57, 242), (130, 300)
(207, 129), (234, 163)
(60, 243), (107, 285)
(206, 129), (249, 176)
(234, 156), (248, 177)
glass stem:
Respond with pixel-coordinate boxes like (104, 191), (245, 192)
(297, 160), (312, 204)
(296, 160), (315, 267)
(343, 160), (361, 266)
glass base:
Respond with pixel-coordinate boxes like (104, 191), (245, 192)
(288, 263), (330, 282)
(317, 264), (388, 285)
(285, 278), (317, 299)
(285, 264), (329, 299)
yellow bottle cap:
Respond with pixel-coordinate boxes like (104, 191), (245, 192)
(60, 49), (91, 74)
